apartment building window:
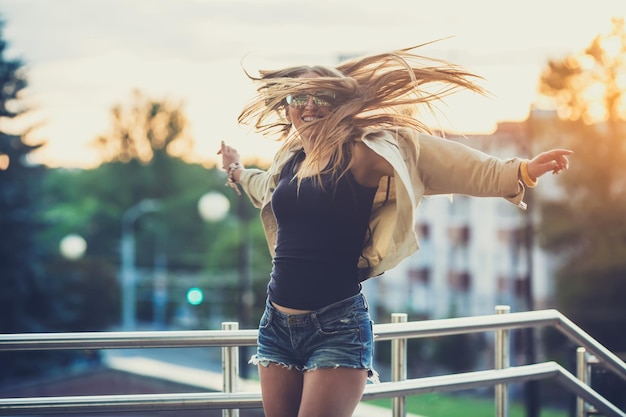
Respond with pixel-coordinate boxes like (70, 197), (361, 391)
(498, 227), (526, 248)
(409, 267), (431, 284)
(514, 276), (529, 299)
(448, 270), (472, 292)
(448, 225), (470, 246)
(408, 267), (432, 315)
(497, 275), (507, 293)
(416, 223), (430, 240)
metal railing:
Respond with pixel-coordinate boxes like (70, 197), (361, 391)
(0, 307), (624, 417)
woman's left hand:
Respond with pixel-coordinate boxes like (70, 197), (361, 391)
(527, 149), (573, 180)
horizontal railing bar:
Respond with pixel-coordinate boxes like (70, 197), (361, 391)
(373, 309), (561, 341)
(377, 309), (626, 386)
(0, 391), (263, 415)
(364, 362), (625, 417)
(0, 310), (561, 351)
(1, 363), (621, 416)
(362, 362), (560, 400)
(0, 329), (260, 350)
(0, 309), (623, 387)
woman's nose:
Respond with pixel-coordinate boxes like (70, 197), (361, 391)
(304, 95), (318, 108)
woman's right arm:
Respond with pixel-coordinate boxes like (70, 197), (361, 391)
(218, 141), (272, 208)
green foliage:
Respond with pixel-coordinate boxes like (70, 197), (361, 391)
(365, 393), (567, 417)
(32, 84), (274, 333)
(0, 59), (274, 355)
(42, 156), (272, 328)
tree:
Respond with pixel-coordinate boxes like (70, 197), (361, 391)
(0, 19), (77, 382)
(39, 167), (121, 331)
(61, 89), (273, 328)
(537, 18), (626, 350)
(94, 89), (193, 163)
(47, 159), (272, 329)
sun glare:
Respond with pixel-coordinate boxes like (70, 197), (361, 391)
(2, 2), (625, 168)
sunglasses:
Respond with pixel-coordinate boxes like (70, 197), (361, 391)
(285, 91), (337, 108)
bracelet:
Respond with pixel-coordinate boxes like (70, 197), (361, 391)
(225, 162), (242, 196)
(520, 160), (538, 188)
(227, 162), (242, 184)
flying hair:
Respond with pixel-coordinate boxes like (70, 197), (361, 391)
(238, 41), (487, 185)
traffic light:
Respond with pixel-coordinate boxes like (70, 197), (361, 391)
(186, 287), (204, 306)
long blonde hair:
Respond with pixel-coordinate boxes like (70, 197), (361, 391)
(238, 43), (486, 183)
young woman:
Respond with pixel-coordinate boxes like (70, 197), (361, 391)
(218, 45), (572, 417)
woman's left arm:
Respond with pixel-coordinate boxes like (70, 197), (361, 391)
(416, 133), (573, 201)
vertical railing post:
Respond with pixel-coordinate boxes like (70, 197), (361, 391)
(495, 305), (510, 417)
(391, 313), (408, 417)
(222, 322), (239, 417)
(576, 347), (588, 417)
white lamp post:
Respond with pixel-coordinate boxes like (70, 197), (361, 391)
(198, 191), (253, 377)
(196, 191), (231, 320)
(120, 199), (160, 331)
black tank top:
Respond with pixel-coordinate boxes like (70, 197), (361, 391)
(268, 150), (377, 310)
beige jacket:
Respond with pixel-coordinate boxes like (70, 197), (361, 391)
(238, 128), (526, 281)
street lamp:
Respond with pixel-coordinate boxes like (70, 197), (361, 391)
(59, 234), (87, 260)
(195, 191), (231, 325)
(197, 191), (230, 222)
(198, 191), (253, 377)
(201, 192), (255, 374)
(236, 196), (254, 379)
(120, 199), (161, 331)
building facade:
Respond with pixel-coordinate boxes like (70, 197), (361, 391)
(363, 118), (560, 322)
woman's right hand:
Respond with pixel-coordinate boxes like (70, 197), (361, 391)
(217, 140), (241, 169)
(218, 141), (244, 193)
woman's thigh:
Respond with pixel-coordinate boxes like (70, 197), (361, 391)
(258, 363), (303, 417)
(299, 367), (368, 417)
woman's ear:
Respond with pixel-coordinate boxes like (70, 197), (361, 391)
(284, 106), (292, 123)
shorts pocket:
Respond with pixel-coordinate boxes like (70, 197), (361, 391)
(313, 312), (360, 336)
(258, 306), (272, 330)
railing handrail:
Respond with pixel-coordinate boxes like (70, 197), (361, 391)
(0, 328), (260, 349)
(1, 308), (624, 417)
(1, 309), (623, 381)
(1, 363), (624, 417)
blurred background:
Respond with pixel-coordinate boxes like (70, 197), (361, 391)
(0, 1), (625, 416)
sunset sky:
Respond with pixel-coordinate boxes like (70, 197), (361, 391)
(1, 0), (624, 168)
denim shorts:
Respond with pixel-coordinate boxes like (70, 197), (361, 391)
(249, 292), (378, 381)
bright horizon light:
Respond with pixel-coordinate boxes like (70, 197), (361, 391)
(1, 0), (623, 169)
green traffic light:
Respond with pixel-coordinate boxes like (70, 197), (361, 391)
(186, 287), (204, 305)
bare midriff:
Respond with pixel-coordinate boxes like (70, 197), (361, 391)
(271, 301), (313, 315)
